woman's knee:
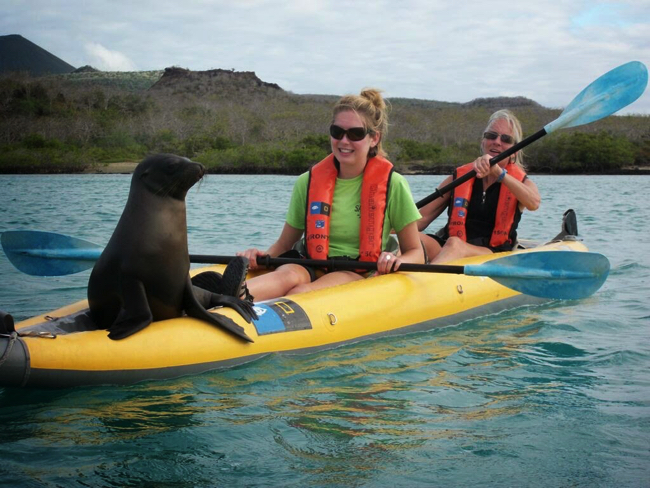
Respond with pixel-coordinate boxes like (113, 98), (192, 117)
(276, 264), (311, 288)
(443, 236), (464, 250)
(440, 236), (491, 260)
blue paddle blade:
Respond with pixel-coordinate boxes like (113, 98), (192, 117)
(465, 251), (610, 300)
(1, 230), (102, 276)
(545, 61), (648, 133)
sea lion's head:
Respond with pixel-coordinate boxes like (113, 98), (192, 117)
(133, 154), (205, 200)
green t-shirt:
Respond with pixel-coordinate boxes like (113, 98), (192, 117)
(286, 170), (422, 258)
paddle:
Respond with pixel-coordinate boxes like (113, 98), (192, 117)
(2, 230), (609, 300)
(416, 60), (648, 208)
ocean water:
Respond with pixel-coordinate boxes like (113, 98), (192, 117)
(0, 174), (649, 487)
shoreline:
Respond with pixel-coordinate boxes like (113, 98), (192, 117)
(73, 162), (650, 176)
(3, 162), (650, 175)
(82, 162), (139, 174)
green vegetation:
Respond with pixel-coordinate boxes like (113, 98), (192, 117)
(0, 71), (648, 174)
(526, 132), (637, 173)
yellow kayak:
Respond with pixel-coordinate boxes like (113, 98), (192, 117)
(0, 237), (598, 388)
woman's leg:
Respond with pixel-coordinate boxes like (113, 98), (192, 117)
(288, 270), (364, 295)
(245, 264), (312, 301)
(430, 236), (492, 264)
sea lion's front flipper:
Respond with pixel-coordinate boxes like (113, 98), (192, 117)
(108, 278), (153, 340)
(184, 277), (254, 343)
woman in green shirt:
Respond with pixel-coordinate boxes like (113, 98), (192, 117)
(237, 88), (423, 301)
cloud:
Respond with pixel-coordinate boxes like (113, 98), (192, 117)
(84, 42), (137, 71)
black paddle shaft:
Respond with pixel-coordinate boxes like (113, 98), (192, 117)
(415, 128), (547, 209)
(261, 256), (464, 274)
(188, 254), (464, 274)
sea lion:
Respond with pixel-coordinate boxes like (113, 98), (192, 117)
(87, 153), (255, 342)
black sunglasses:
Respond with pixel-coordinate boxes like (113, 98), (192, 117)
(330, 124), (369, 142)
(483, 131), (515, 144)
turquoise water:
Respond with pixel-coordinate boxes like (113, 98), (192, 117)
(1, 174), (649, 487)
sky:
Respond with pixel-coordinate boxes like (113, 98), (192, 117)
(2, 0), (650, 114)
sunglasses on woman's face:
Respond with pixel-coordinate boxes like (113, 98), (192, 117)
(330, 124), (369, 141)
(483, 131), (515, 144)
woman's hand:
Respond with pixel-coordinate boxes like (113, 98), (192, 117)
(473, 154), (502, 179)
(376, 252), (401, 275)
(472, 155), (541, 211)
(236, 248), (268, 270)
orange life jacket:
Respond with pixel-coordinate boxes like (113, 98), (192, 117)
(305, 154), (393, 261)
(447, 162), (526, 248)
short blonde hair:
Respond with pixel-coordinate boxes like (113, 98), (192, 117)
(332, 88), (389, 158)
(483, 109), (525, 169)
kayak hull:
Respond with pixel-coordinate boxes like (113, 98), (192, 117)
(1, 239), (585, 388)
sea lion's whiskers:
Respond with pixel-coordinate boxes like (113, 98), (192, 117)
(195, 177), (205, 192)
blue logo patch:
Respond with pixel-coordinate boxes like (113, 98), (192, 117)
(253, 299), (312, 335)
(310, 202), (331, 216)
(454, 197), (469, 208)
(458, 210), (466, 218)
(315, 220), (325, 229)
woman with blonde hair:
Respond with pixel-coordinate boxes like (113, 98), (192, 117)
(235, 88), (424, 301)
(418, 109), (541, 264)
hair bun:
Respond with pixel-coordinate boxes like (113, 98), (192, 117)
(360, 88), (386, 112)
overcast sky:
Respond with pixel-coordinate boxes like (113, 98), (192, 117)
(3, 0), (649, 114)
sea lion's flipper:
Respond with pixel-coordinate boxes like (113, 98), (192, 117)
(192, 270), (258, 323)
(108, 278), (153, 340)
(211, 293), (258, 323)
(191, 271), (223, 293)
(184, 277), (254, 343)
(192, 285), (258, 323)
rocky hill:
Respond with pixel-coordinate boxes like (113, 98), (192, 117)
(0, 34), (75, 75)
(72, 65), (100, 73)
(463, 96), (543, 110)
(149, 66), (284, 96)
(1, 35), (545, 110)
